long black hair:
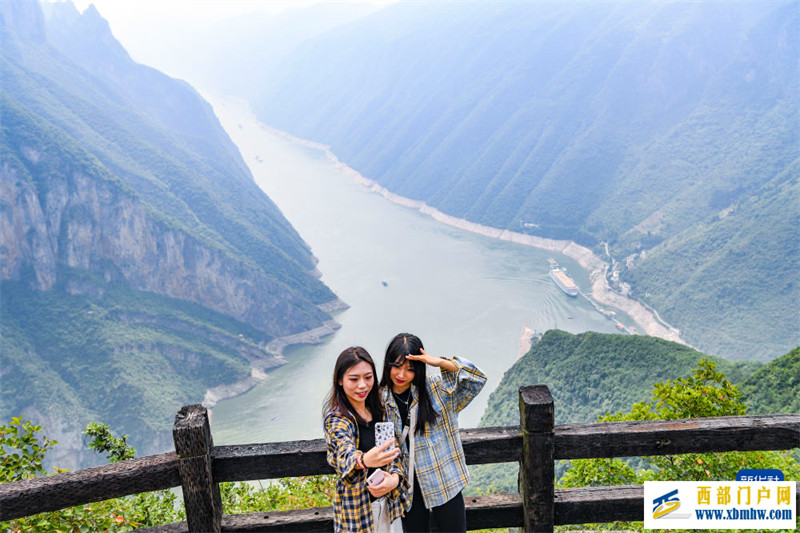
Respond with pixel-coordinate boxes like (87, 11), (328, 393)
(325, 346), (384, 425)
(380, 333), (438, 434)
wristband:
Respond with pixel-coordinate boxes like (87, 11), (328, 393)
(355, 451), (366, 470)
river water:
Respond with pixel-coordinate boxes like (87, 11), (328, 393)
(208, 99), (630, 445)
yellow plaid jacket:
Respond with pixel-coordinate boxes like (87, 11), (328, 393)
(324, 410), (406, 532)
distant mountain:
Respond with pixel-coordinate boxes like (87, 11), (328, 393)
(247, 1), (799, 361)
(0, 1), (341, 467)
(126, 2), (381, 103)
(740, 347), (800, 415)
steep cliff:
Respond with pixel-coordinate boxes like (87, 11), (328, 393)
(1, 96), (331, 336)
(0, 1), (343, 467)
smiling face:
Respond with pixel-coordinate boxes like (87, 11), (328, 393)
(339, 360), (374, 409)
(389, 358), (415, 394)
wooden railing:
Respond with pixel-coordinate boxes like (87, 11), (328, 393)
(1, 385), (798, 532)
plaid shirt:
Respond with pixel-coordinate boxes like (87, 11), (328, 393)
(382, 356), (487, 509)
(324, 410), (405, 532)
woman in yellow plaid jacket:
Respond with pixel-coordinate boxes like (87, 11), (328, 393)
(324, 346), (406, 532)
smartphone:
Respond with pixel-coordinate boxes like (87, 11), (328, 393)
(367, 468), (385, 487)
(374, 421), (395, 450)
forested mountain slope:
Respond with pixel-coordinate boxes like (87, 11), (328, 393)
(739, 347), (800, 415)
(472, 330), (793, 491)
(0, 1), (340, 467)
(250, 1), (799, 361)
(470, 330), (764, 490)
(479, 330), (761, 429)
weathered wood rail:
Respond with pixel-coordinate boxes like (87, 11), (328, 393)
(1, 385), (798, 532)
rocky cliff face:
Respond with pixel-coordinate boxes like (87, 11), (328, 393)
(0, 0), (341, 339)
(0, 162), (57, 289)
(1, 115), (329, 338)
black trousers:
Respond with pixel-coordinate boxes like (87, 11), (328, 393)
(402, 477), (466, 533)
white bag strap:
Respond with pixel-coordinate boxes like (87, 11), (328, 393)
(401, 403), (417, 495)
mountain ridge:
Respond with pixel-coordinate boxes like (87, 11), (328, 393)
(247, 0), (798, 361)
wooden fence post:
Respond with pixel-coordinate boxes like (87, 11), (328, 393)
(173, 404), (222, 532)
(519, 385), (554, 532)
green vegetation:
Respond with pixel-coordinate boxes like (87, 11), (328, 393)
(0, 417), (184, 531)
(220, 476), (335, 516)
(0, 54), (334, 307)
(622, 169), (800, 362)
(480, 330), (759, 429)
(0, 417), (56, 483)
(250, 0), (799, 361)
(554, 359), (799, 532)
(467, 339), (797, 532)
(0, 416), (336, 532)
(0, 279), (263, 461)
(739, 347), (800, 415)
(469, 330), (764, 493)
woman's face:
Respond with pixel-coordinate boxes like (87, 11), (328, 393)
(339, 360), (374, 407)
(389, 358), (415, 394)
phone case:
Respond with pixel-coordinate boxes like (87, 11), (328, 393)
(367, 468), (385, 487)
(374, 421), (395, 450)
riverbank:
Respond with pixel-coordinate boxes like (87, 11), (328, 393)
(264, 124), (686, 346)
(205, 96), (661, 440)
(202, 307), (344, 409)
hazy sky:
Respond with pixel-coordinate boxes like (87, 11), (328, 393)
(63, 0), (392, 75)
(71, 0), (310, 25)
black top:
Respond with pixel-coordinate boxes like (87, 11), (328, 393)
(357, 419), (377, 500)
(357, 420), (376, 469)
(392, 389), (412, 442)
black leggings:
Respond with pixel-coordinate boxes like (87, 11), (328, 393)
(402, 477), (466, 533)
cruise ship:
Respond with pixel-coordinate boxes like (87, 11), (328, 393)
(548, 259), (578, 297)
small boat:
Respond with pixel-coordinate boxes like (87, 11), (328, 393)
(381, 281), (388, 287)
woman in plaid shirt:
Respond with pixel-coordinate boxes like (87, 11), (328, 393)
(324, 346), (406, 532)
(379, 333), (487, 532)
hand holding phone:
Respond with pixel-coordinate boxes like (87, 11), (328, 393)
(367, 469), (385, 487)
(363, 422), (399, 469)
(367, 468), (399, 498)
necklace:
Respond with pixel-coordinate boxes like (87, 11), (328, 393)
(393, 390), (413, 430)
(393, 389), (411, 408)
